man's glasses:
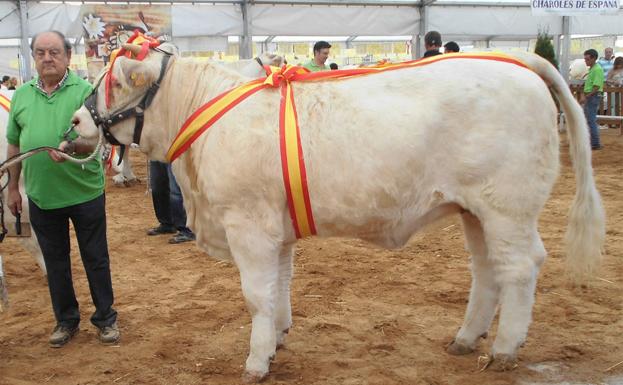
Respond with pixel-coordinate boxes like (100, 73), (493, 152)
(34, 49), (63, 59)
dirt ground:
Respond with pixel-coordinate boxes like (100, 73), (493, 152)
(0, 130), (621, 385)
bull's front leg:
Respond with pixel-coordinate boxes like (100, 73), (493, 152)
(224, 211), (282, 383)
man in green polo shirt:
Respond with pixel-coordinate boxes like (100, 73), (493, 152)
(303, 41), (332, 72)
(581, 48), (604, 150)
(6, 30), (119, 347)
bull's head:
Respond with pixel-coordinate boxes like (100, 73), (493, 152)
(72, 42), (177, 154)
(257, 52), (286, 68)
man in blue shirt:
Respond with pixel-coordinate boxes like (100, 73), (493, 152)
(598, 47), (614, 78)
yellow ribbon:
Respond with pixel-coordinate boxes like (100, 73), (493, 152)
(0, 93), (10, 113)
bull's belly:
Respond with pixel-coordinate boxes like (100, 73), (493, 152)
(314, 202), (463, 249)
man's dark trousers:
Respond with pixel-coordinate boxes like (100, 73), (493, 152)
(29, 193), (117, 329)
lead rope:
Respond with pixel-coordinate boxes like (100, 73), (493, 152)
(0, 130), (105, 243)
(0, 129), (104, 175)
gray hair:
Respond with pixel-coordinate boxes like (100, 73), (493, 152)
(30, 30), (72, 56)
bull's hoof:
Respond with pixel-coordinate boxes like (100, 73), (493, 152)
(123, 178), (139, 187)
(447, 340), (475, 355)
(242, 370), (268, 384)
(485, 353), (518, 372)
(112, 175), (139, 187)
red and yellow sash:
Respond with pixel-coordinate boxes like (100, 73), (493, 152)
(165, 52), (531, 238)
(0, 93), (10, 113)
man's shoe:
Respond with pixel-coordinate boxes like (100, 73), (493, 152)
(98, 323), (120, 345)
(49, 324), (79, 348)
(168, 231), (196, 244)
(146, 224), (176, 236)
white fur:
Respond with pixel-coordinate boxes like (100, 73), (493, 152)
(72, 47), (605, 380)
(110, 147), (139, 186)
(0, 95), (47, 275)
(569, 58), (588, 80)
(109, 53), (286, 187)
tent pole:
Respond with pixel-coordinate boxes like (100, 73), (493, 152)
(553, 33), (561, 66)
(18, 0), (31, 81)
(239, 0), (252, 59)
(416, 4), (427, 58)
(560, 16), (570, 83)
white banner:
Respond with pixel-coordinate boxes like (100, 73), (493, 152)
(531, 0), (620, 15)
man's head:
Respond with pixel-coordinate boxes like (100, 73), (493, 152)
(584, 49), (598, 67)
(1, 75), (9, 85)
(313, 41), (331, 65)
(424, 31), (442, 51)
(604, 47), (614, 60)
(443, 41), (460, 54)
(30, 31), (72, 83)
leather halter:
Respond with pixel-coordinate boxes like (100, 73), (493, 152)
(83, 51), (171, 162)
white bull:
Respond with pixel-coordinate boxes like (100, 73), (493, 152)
(71, 45), (605, 382)
(0, 93), (47, 275)
(108, 53), (286, 186)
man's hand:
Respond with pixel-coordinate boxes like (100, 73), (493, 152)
(7, 187), (22, 217)
(48, 141), (75, 163)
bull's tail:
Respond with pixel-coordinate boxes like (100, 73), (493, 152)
(513, 52), (606, 281)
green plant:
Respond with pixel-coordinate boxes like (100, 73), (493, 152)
(535, 30), (559, 69)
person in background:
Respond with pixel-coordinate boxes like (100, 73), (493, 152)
(147, 161), (196, 244)
(580, 49), (604, 150)
(443, 41), (460, 54)
(303, 41), (331, 72)
(598, 47), (615, 78)
(423, 31), (442, 58)
(6, 30), (119, 348)
(8, 77), (18, 90)
(1, 75), (9, 89)
(329, 62), (338, 70)
(606, 56), (623, 86)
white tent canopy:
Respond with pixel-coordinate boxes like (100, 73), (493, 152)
(0, 0), (622, 79)
(1, 2), (622, 38)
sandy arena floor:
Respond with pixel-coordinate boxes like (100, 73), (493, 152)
(0, 130), (622, 385)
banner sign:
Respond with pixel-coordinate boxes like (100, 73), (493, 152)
(80, 5), (172, 81)
(531, 0), (620, 15)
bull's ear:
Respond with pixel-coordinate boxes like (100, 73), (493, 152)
(157, 43), (178, 56)
(121, 43), (143, 58)
(118, 59), (155, 88)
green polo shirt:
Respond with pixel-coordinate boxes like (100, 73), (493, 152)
(6, 70), (104, 210)
(584, 64), (604, 93)
(302, 60), (328, 72)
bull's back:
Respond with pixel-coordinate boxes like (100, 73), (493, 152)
(194, 58), (559, 243)
(292, 59), (559, 237)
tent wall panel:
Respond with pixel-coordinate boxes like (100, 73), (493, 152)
(172, 4), (244, 37)
(250, 5), (420, 36)
(427, 6), (563, 37)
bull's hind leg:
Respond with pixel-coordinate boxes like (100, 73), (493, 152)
(483, 215), (546, 371)
(224, 211), (282, 383)
(275, 243), (294, 349)
(448, 212), (499, 355)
